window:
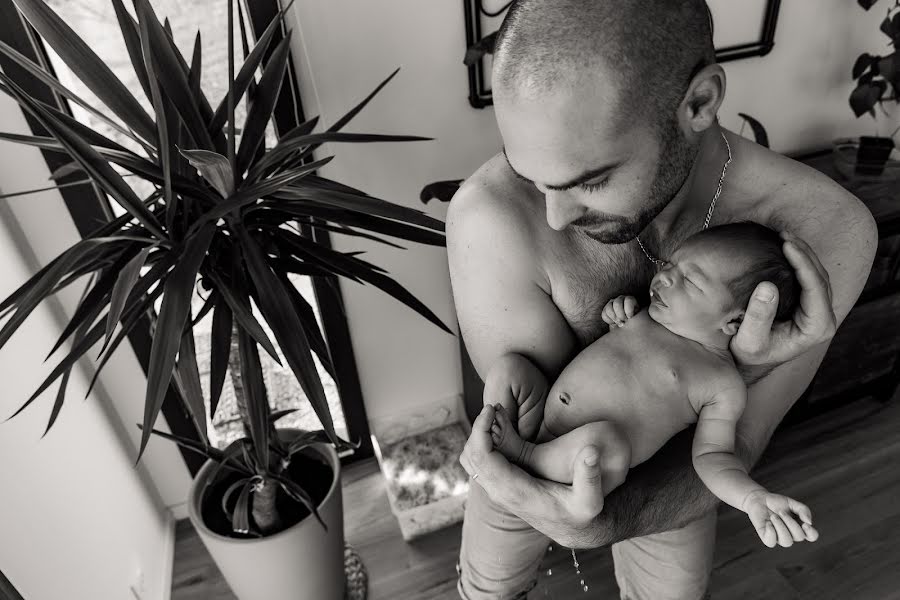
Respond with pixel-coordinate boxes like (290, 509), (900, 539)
(0, 0), (373, 469)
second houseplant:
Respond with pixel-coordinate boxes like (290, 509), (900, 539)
(847, 0), (900, 175)
(0, 0), (452, 598)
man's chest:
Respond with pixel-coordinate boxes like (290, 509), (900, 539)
(544, 238), (658, 347)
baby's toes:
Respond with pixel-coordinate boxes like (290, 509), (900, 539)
(490, 428), (502, 446)
(494, 404), (513, 430)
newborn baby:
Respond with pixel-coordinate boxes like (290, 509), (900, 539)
(481, 221), (819, 548)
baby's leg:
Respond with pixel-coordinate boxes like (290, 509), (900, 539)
(491, 406), (632, 496)
(483, 353), (550, 441)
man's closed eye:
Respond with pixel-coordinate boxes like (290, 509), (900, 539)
(581, 178), (610, 193)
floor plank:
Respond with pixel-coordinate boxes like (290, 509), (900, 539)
(173, 394), (900, 599)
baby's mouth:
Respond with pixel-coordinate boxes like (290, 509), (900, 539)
(650, 289), (668, 307)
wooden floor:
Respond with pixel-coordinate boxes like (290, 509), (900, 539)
(172, 393), (900, 600)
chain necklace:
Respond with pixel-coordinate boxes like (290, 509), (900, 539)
(636, 131), (732, 268)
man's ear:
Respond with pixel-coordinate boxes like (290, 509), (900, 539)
(680, 64), (726, 134)
(721, 311), (744, 336)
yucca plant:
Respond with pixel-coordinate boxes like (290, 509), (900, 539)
(0, 0), (451, 537)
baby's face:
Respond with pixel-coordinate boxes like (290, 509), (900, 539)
(646, 239), (745, 342)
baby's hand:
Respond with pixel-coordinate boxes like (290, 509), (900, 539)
(742, 490), (818, 548)
(602, 295), (639, 328)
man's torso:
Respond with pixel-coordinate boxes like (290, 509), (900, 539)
(461, 130), (853, 446)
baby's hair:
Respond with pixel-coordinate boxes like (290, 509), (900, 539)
(687, 221), (800, 321)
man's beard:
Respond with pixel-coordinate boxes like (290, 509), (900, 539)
(577, 119), (700, 244)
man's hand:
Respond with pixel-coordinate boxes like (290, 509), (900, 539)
(731, 231), (837, 367)
(602, 295), (639, 329)
(459, 404), (610, 547)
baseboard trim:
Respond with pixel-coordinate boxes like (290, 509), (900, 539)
(161, 510), (176, 600)
(169, 501), (189, 521)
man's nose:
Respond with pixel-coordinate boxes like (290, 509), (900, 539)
(543, 189), (585, 231)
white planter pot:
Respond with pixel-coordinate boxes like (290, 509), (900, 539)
(187, 436), (345, 600)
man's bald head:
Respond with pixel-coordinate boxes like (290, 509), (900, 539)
(493, 0), (715, 130)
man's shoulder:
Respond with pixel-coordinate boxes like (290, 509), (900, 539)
(446, 153), (549, 258)
(447, 153), (540, 229)
(735, 140), (874, 236)
(736, 139), (878, 319)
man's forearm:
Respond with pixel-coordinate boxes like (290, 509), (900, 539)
(570, 427), (757, 548)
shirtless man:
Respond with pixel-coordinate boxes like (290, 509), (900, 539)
(447, 1), (877, 599)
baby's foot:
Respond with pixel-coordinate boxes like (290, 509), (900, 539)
(490, 404), (529, 466)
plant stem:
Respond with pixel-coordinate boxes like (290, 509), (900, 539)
(228, 321), (252, 440)
(227, 321), (283, 534)
(252, 477), (283, 534)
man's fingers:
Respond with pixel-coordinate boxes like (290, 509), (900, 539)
(460, 405), (497, 477)
(782, 232), (830, 294)
(733, 282), (778, 357)
(783, 240), (835, 336)
(571, 445), (605, 522)
(473, 404), (495, 434)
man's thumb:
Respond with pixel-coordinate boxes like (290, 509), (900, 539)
(734, 282), (778, 356)
(572, 445), (604, 519)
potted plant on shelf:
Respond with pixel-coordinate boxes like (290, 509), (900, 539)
(0, 0), (451, 598)
(845, 0), (900, 176)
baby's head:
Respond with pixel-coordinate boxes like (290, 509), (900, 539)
(647, 222), (800, 348)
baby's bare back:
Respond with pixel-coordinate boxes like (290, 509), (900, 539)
(539, 311), (725, 465)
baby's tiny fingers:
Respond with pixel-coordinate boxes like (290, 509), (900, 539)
(802, 523), (819, 542)
(788, 499), (813, 524)
(624, 296), (638, 317)
(602, 305), (616, 325)
(778, 511), (806, 542)
(769, 513), (793, 547)
(613, 299), (627, 322)
(760, 521), (777, 548)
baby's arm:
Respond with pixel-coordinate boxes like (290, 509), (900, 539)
(692, 384), (819, 548)
(482, 353), (550, 442)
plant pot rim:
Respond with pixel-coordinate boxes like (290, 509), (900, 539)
(187, 434), (341, 545)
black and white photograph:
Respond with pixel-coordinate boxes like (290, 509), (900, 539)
(0, 1), (897, 599)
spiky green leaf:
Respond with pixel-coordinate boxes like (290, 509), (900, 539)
(137, 225), (215, 462)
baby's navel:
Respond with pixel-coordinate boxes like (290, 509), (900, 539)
(559, 392), (571, 405)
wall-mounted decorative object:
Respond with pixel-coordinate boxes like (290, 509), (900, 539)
(463, 0), (782, 109)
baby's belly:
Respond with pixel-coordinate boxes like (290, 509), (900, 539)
(538, 345), (695, 466)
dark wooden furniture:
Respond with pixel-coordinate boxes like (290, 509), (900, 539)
(783, 151), (900, 426)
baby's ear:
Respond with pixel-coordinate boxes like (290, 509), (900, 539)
(721, 312), (744, 336)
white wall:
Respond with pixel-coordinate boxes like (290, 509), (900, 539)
(719, 0), (895, 154)
(0, 90), (188, 598)
(282, 0), (891, 427)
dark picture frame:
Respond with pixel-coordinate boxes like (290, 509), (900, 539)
(464, 0), (782, 109)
